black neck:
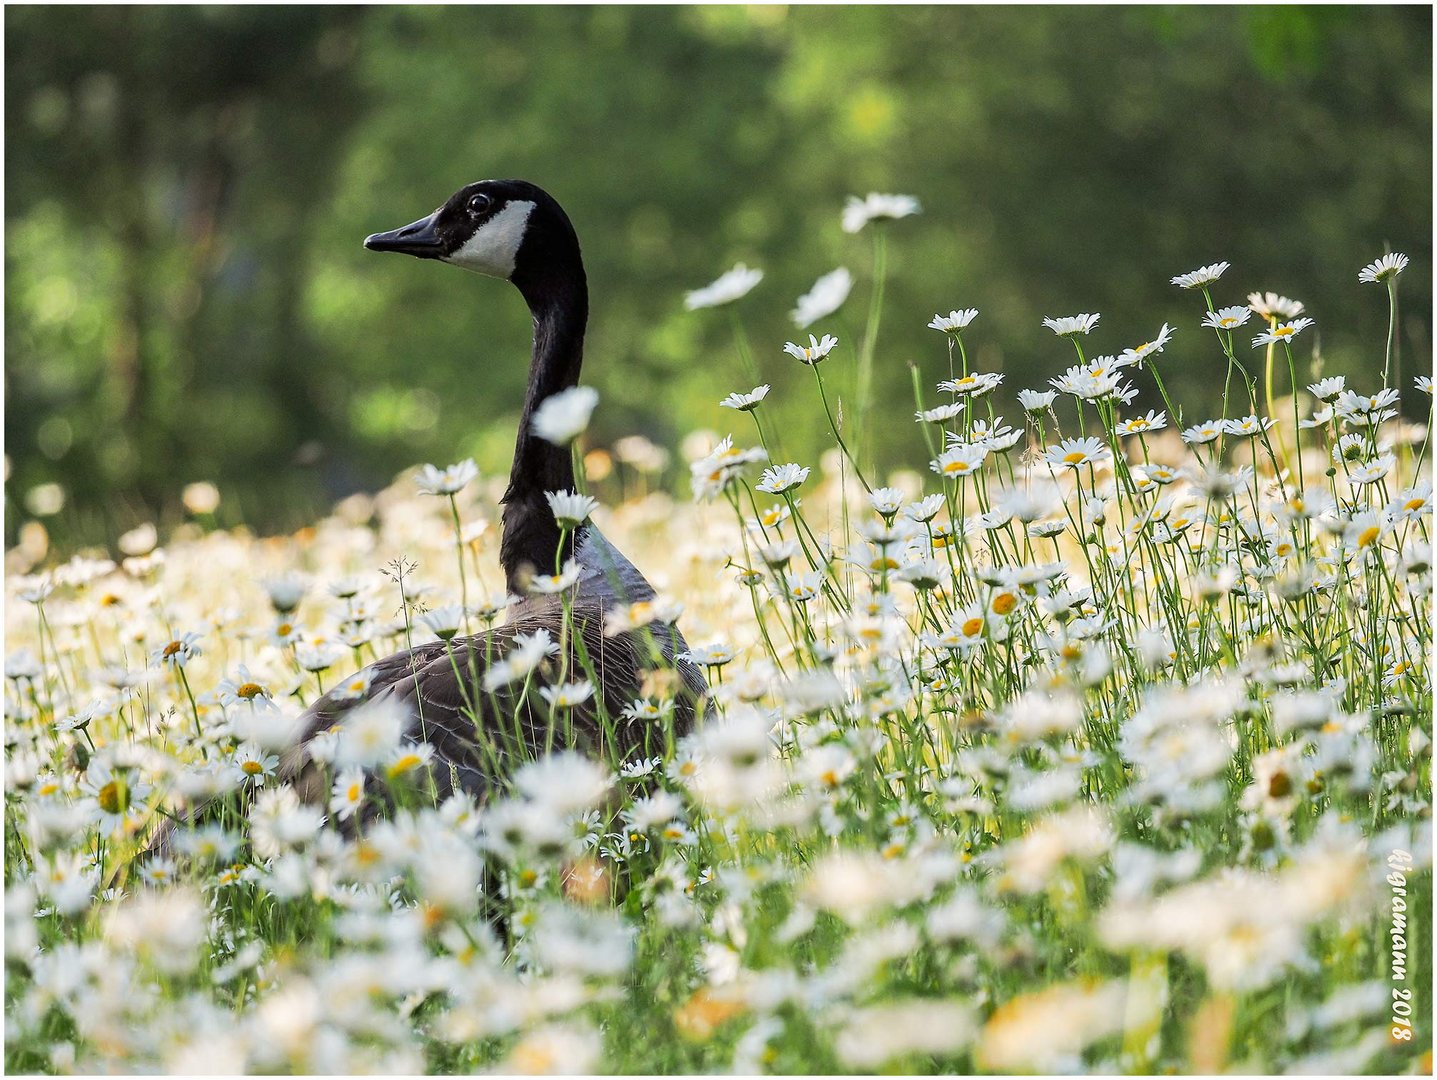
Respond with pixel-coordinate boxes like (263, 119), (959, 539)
(499, 250), (589, 591)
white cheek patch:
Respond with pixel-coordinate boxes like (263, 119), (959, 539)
(443, 199), (536, 278)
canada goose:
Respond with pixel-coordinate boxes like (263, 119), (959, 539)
(281, 181), (706, 815)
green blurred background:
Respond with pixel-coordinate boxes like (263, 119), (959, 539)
(5, 5), (1431, 548)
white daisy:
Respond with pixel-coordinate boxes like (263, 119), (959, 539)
(719, 385), (770, 412)
(1248, 291), (1305, 320)
(1044, 437), (1111, 470)
(1116, 411), (1168, 436)
(545, 489), (599, 529)
(1334, 388), (1400, 418)
(916, 401), (965, 424)
(1251, 318), (1315, 349)
(678, 644), (736, 668)
(791, 267), (853, 328)
(1119, 323), (1176, 365)
(483, 628), (560, 691)
(1018, 389), (1058, 413)
(841, 192), (921, 233)
(756, 463), (810, 495)
(1347, 456), (1396, 486)
(1224, 415), (1277, 438)
(1202, 307), (1253, 330)
(539, 680), (596, 709)
(527, 559), (582, 596)
(939, 371), (1004, 397)
(1042, 313), (1101, 337)
(928, 309), (979, 334)
(904, 494), (946, 523)
(329, 768), (366, 821)
(420, 604), (467, 641)
(783, 334), (840, 365)
(415, 459), (479, 496)
(532, 386), (599, 445)
(1358, 252), (1409, 284)
(1181, 420), (1225, 445)
(150, 632), (202, 669)
(1050, 364), (1125, 401)
(1170, 261), (1230, 289)
(684, 263), (763, 310)
(930, 444), (989, 480)
(869, 487), (905, 516)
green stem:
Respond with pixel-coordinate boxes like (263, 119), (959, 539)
(448, 494), (471, 630)
(813, 364), (873, 494)
(729, 309), (759, 385)
(857, 227), (888, 471)
(1383, 277), (1399, 388)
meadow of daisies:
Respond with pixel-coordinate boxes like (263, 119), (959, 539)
(4, 197), (1432, 1074)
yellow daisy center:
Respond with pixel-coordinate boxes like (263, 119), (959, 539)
(97, 779), (124, 814)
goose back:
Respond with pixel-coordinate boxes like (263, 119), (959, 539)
(282, 598), (705, 811)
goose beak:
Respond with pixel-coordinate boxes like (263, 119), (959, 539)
(364, 211), (444, 257)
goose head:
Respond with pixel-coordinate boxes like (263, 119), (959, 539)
(364, 179), (581, 289)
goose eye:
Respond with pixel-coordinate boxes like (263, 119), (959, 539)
(467, 193), (492, 216)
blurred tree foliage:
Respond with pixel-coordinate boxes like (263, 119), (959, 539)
(6, 5), (1431, 545)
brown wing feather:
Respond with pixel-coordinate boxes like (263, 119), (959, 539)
(147, 606), (705, 857)
(283, 603), (704, 802)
